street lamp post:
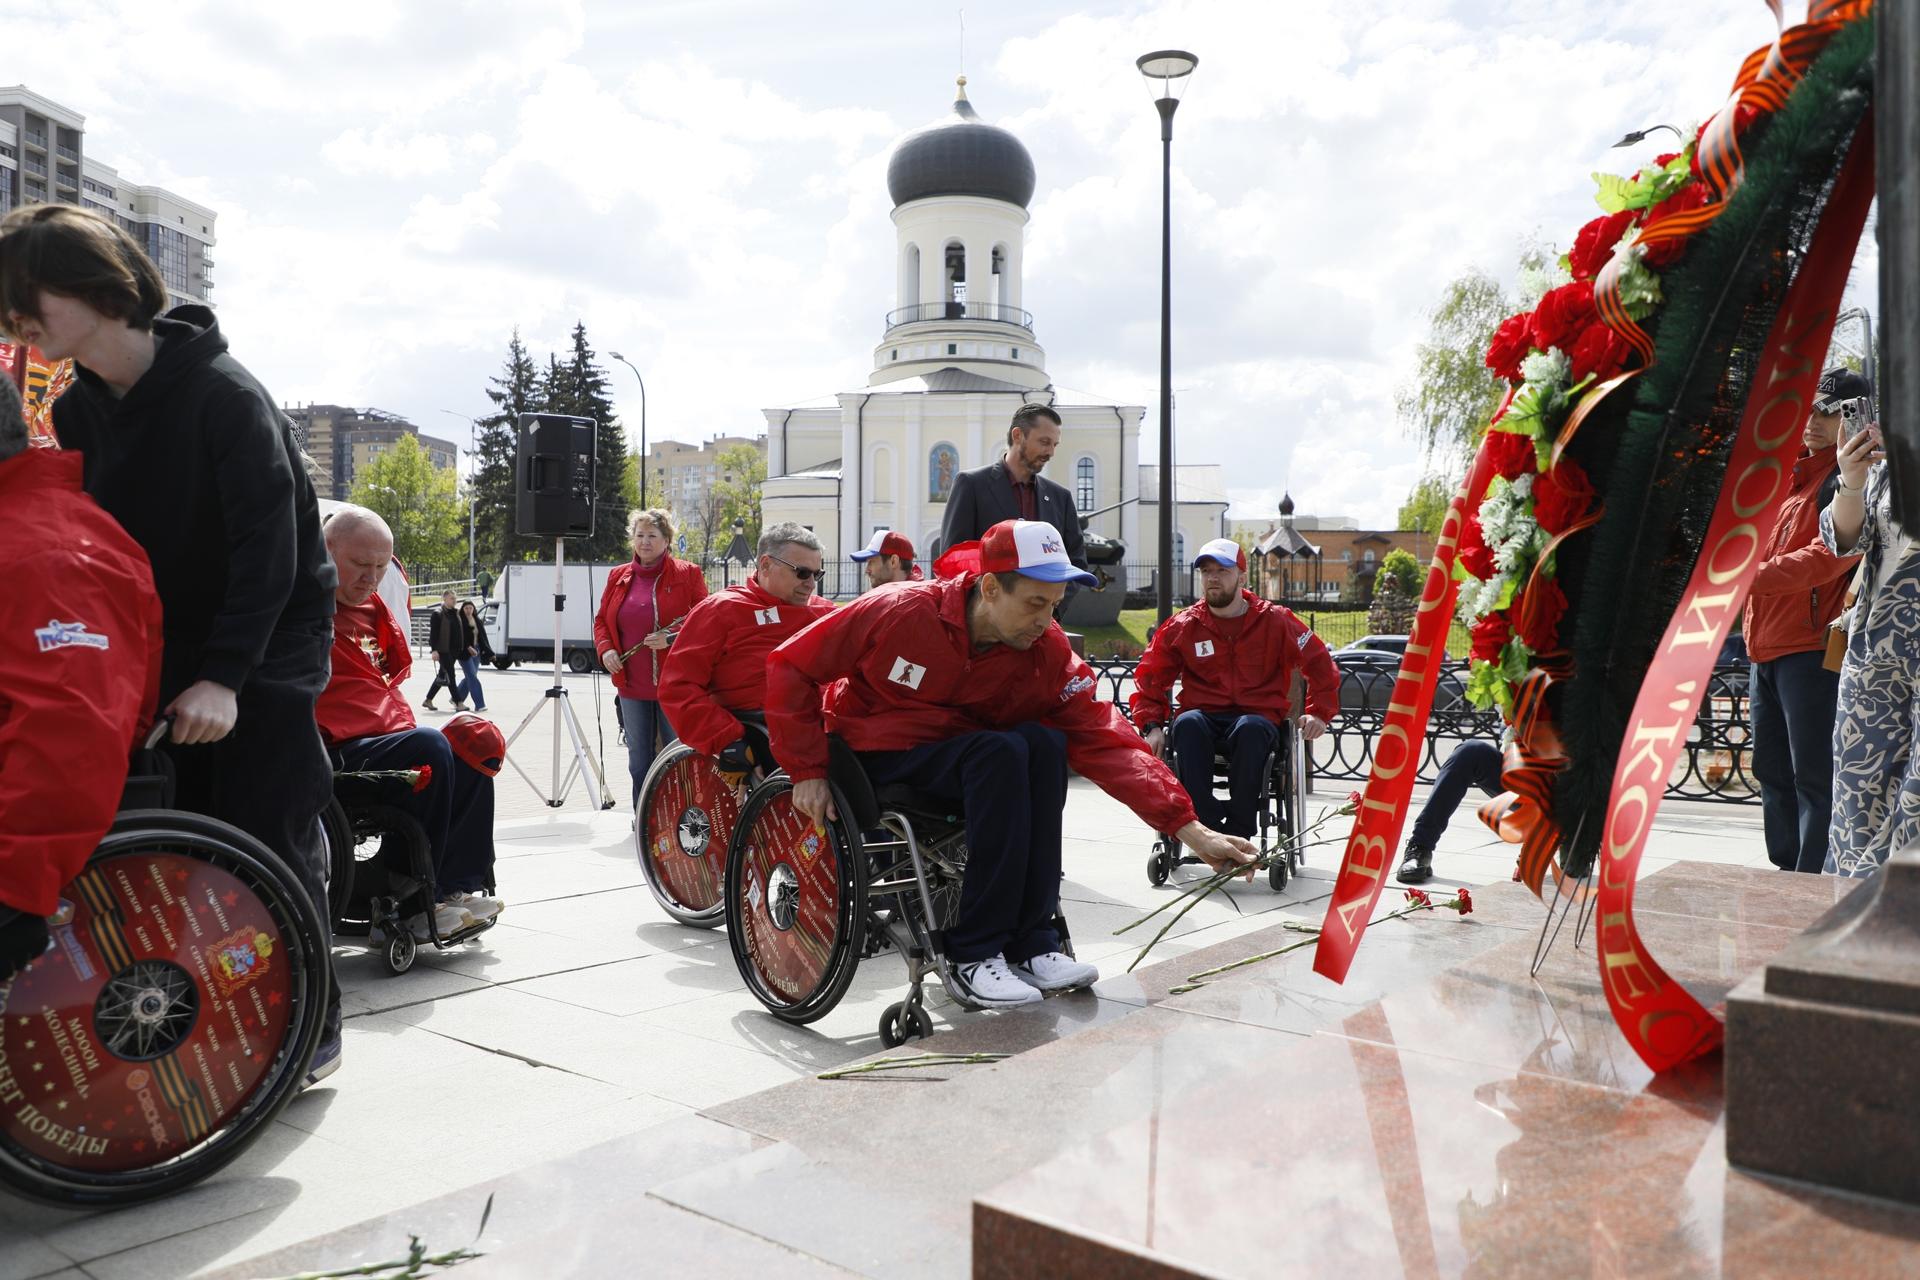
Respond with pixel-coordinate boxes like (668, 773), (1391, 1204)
(440, 408), (485, 586)
(609, 352), (649, 510)
(1138, 49), (1198, 626)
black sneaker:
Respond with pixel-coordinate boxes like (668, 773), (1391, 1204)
(1395, 844), (1434, 884)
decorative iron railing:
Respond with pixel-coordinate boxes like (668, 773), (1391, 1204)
(1085, 658), (1756, 804)
(883, 301), (1034, 331)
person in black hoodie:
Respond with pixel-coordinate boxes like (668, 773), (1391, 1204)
(423, 590), (468, 711)
(0, 204), (344, 1084)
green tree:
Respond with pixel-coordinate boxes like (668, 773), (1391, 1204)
(1373, 548), (1421, 599)
(1394, 267), (1512, 466)
(474, 329), (542, 570)
(351, 434), (465, 581)
(1397, 473), (1454, 536)
(711, 443), (767, 551)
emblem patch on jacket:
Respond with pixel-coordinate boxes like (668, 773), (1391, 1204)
(1296, 631), (1310, 650)
(35, 620), (110, 653)
(754, 608), (780, 625)
(1058, 674), (1094, 702)
(887, 657), (927, 689)
(1193, 640), (1214, 658)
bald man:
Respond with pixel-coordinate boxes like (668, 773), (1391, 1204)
(320, 506), (502, 942)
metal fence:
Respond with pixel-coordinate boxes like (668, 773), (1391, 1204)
(1085, 658), (1757, 804)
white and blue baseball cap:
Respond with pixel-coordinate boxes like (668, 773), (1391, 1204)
(980, 519), (1096, 586)
(1192, 537), (1247, 571)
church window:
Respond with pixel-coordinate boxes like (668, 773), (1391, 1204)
(947, 343), (957, 355)
(929, 442), (959, 503)
(1012, 347), (1020, 359)
(1075, 457), (1095, 510)
(891, 349), (898, 360)
(1173, 530), (1187, 570)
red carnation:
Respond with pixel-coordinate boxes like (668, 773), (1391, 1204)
(1641, 181), (1711, 267)
(1469, 612), (1512, 663)
(1532, 459), (1597, 536)
(1530, 281), (1597, 354)
(1457, 512), (1496, 581)
(1454, 887), (1475, 915)
(1484, 311), (1534, 383)
(1484, 428), (1537, 482)
(411, 764), (434, 793)
(1567, 321), (1633, 385)
(1513, 575), (1569, 653)
(1653, 152), (1679, 168)
(1405, 888), (1433, 909)
(1567, 210), (1637, 281)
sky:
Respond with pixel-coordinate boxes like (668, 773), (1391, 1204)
(6, 0), (1880, 526)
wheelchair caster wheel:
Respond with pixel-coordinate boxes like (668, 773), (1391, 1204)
(1147, 849), (1170, 887)
(386, 930), (417, 975)
(878, 1001), (934, 1048)
(1267, 858), (1289, 893)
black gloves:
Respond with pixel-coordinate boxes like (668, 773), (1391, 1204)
(716, 738), (755, 775)
(0, 908), (52, 986)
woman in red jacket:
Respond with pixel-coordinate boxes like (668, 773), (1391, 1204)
(594, 508), (709, 807)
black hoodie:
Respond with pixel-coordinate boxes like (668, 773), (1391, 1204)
(53, 305), (336, 701)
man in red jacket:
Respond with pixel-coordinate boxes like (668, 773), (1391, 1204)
(1743, 367), (1866, 873)
(850, 528), (923, 590)
(0, 374), (162, 981)
(768, 519), (1255, 1009)
(319, 506), (502, 937)
(1130, 538), (1338, 844)
(659, 522), (835, 775)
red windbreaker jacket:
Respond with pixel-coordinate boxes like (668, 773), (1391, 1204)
(658, 576), (835, 757)
(1743, 445), (1859, 664)
(1129, 591), (1339, 729)
(592, 556), (709, 697)
(316, 593), (416, 745)
(0, 449), (162, 916)
(766, 575), (1200, 835)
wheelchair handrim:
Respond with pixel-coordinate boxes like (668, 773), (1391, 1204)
(0, 811), (328, 1204)
(637, 743), (740, 923)
(725, 779), (864, 1021)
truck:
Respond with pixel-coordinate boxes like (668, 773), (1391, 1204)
(496, 561), (627, 673)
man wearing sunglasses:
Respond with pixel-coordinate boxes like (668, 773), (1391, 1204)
(659, 522), (836, 775)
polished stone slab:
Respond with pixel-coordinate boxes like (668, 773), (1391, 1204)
(974, 863), (1920, 1278)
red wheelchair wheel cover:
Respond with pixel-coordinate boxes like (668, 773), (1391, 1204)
(642, 752), (741, 914)
(1, 852), (293, 1174)
(734, 791), (845, 1006)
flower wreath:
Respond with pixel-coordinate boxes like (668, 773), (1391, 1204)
(1455, 131), (1727, 715)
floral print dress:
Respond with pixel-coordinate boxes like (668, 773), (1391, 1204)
(1819, 462), (1920, 876)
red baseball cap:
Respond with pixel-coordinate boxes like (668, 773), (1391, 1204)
(443, 714), (505, 777)
(851, 529), (915, 563)
(980, 520), (1096, 586)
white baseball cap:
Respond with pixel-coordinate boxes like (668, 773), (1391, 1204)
(981, 519), (1096, 586)
(1192, 537), (1247, 571)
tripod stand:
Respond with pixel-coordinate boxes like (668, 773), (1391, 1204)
(503, 537), (615, 810)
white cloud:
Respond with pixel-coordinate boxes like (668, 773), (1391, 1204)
(13, 0), (1865, 526)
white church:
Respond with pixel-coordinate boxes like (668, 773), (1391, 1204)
(760, 77), (1229, 601)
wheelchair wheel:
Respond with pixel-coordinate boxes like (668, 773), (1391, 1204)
(320, 798), (354, 922)
(1267, 858), (1290, 893)
(385, 930), (416, 975)
(0, 810), (329, 1207)
(725, 777), (866, 1025)
(1147, 844), (1171, 887)
(636, 742), (741, 928)
(878, 1001), (934, 1048)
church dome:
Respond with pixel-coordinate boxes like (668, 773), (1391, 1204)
(887, 77), (1036, 210)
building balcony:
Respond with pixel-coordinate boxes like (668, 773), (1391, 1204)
(884, 300), (1033, 334)
(56, 144), (78, 162)
(23, 132), (45, 150)
(23, 159), (45, 178)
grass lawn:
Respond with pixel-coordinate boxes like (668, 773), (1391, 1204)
(1077, 606), (1471, 659)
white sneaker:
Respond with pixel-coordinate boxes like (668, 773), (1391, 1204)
(954, 954), (1043, 1008)
(1009, 951), (1099, 993)
(408, 902), (475, 941)
(446, 891), (504, 922)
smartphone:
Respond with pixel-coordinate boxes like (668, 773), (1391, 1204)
(1839, 398), (1867, 440)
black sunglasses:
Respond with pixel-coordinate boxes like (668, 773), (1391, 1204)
(767, 552), (824, 582)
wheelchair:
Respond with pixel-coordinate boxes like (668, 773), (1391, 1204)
(723, 736), (1076, 1048)
(0, 723), (330, 1206)
(635, 714), (774, 929)
(323, 760), (498, 977)
(1147, 715), (1308, 892)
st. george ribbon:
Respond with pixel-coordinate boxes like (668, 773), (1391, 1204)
(1592, 120), (1875, 1071)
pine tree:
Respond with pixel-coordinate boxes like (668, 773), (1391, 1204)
(474, 330), (541, 570)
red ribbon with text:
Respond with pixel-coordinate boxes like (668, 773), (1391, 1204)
(1594, 119), (1875, 1071)
(1312, 446), (1498, 983)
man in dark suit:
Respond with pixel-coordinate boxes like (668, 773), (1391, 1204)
(939, 404), (1089, 576)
